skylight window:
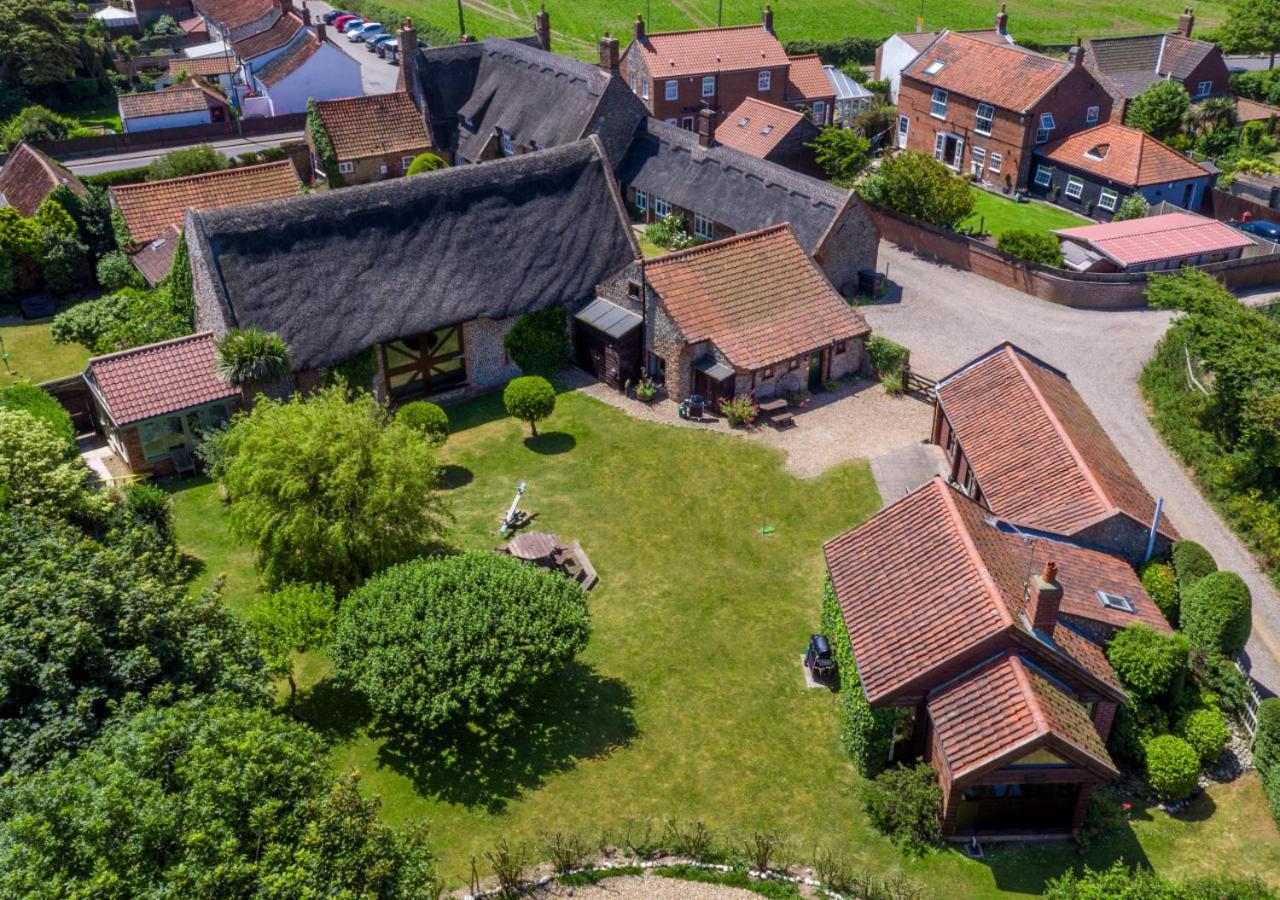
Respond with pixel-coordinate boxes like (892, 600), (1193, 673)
(1097, 591), (1135, 613)
(1084, 143), (1110, 161)
(924, 59), (945, 75)
(761, 125), (774, 135)
(737, 116), (749, 127)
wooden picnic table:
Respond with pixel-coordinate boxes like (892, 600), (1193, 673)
(758, 397), (788, 414)
(507, 531), (559, 562)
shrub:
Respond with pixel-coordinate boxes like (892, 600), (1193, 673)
(867, 334), (908, 377)
(396, 400), (449, 446)
(1192, 651), (1254, 720)
(0, 105), (77, 149)
(808, 126), (871, 186)
(51, 287), (189, 354)
(1176, 706), (1230, 765)
(333, 551), (590, 728)
(325, 347), (378, 392)
(1138, 560), (1179, 627)
(860, 763), (942, 856)
(0, 408), (94, 518)
(1144, 734), (1200, 799)
(996, 228), (1063, 266)
(503, 306), (568, 376)
(1045, 861), (1274, 899)
(0, 383), (75, 449)
(719, 394), (759, 427)
(1105, 624), (1189, 704)
(645, 213), (700, 250)
(214, 326), (291, 386)
(1124, 79), (1191, 139)
(1182, 570), (1252, 657)
(145, 144), (229, 181)
(1111, 194), (1149, 222)
(821, 577), (895, 776)
(1171, 539), (1217, 591)
(406, 152), (448, 175)
(503, 375), (556, 437)
(95, 250), (143, 291)
(1259, 698), (1280, 826)
(1109, 700), (1169, 766)
(250, 582), (336, 698)
(857, 150), (974, 228)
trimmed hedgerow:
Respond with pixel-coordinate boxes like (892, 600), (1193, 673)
(1171, 540), (1217, 592)
(1182, 570), (1252, 658)
(1144, 734), (1200, 800)
(0, 383), (76, 450)
(1257, 698), (1280, 826)
(820, 576), (895, 777)
(1176, 706), (1230, 766)
(1105, 623), (1188, 705)
(1138, 560), (1179, 627)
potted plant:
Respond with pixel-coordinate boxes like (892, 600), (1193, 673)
(636, 377), (658, 403)
(719, 394), (759, 427)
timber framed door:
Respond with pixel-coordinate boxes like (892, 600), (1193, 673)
(380, 326), (467, 401)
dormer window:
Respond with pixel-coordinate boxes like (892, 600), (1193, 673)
(463, 115), (475, 130)
(1084, 143), (1110, 161)
(924, 59), (945, 75)
(1097, 591), (1135, 613)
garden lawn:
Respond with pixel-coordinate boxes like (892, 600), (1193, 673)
(0, 316), (90, 387)
(164, 388), (1280, 896)
(62, 100), (123, 134)
(960, 187), (1090, 239)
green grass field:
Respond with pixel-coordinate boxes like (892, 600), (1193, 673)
(393, 0), (1230, 59)
(0, 316), (90, 387)
(62, 100), (122, 134)
(961, 187), (1091, 238)
(164, 387), (1280, 896)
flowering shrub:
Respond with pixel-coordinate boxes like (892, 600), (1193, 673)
(719, 395), (759, 427)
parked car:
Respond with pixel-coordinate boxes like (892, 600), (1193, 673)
(367, 33), (396, 52)
(1234, 219), (1280, 244)
(333, 14), (362, 31)
(322, 9), (348, 24)
(348, 22), (383, 41)
(384, 44), (400, 64)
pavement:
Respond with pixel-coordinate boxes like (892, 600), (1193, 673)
(870, 440), (949, 504)
(1226, 55), (1278, 73)
(865, 241), (1280, 697)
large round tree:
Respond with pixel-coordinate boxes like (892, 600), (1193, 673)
(333, 551), (590, 728)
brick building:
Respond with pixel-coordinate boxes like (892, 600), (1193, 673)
(896, 31), (1112, 191)
(713, 97), (821, 175)
(308, 92), (434, 184)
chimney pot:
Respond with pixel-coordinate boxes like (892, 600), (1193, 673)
(535, 4), (551, 52)
(697, 107), (715, 148)
(634, 14), (645, 40)
(300, 1), (310, 25)
(599, 33), (620, 75)
(1029, 561), (1063, 633)
(316, 21), (326, 43)
(1178, 6), (1195, 37)
(1069, 37), (1083, 67)
(995, 1), (1008, 35)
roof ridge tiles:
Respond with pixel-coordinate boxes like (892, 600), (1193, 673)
(87, 330), (214, 365)
(643, 222), (792, 267)
(643, 23), (772, 38)
(935, 475), (1017, 631)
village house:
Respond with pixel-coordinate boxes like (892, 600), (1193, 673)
(118, 80), (232, 133)
(1084, 8), (1229, 121)
(194, 0), (281, 44)
(896, 31), (1112, 191)
(164, 55), (238, 96)
(307, 92), (433, 184)
(713, 97), (821, 175)
(1054, 212), (1255, 273)
(0, 142), (87, 218)
(875, 4), (1015, 103)
(185, 138), (639, 407)
(1028, 122), (1214, 219)
(588, 224), (870, 405)
(231, 8), (306, 76)
(110, 161), (303, 284)
(244, 23), (362, 116)
(932, 343), (1179, 562)
(825, 474), (1170, 836)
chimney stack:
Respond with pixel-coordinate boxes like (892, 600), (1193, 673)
(280, 0), (293, 15)
(316, 22), (327, 43)
(1029, 561), (1063, 633)
(599, 33), (620, 75)
(698, 107), (716, 148)
(1068, 37), (1083, 67)
(762, 4), (774, 32)
(1178, 6), (1195, 38)
(995, 2), (1008, 35)
(300, 1), (310, 25)
(535, 4), (551, 52)
(399, 18), (417, 84)
(634, 14), (645, 40)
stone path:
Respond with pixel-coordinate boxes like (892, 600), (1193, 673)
(527, 874), (767, 899)
(870, 440), (950, 504)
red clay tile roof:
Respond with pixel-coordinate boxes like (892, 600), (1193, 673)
(1039, 123), (1208, 187)
(0, 142), (87, 218)
(196, 0), (276, 30)
(313, 92), (432, 160)
(714, 97), (806, 158)
(643, 224), (869, 370)
(232, 11), (303, 60)
(1236, 97), (1280, 123)
(903, 31), (1070, 113)
(119, 82), (228, 120)
(1055, 212), (1252, 269)
(630, 24), (788, 78)
(88, 332), (237, 426)
(936, 343), (1178, 541)
(130, 225), (182, 285)
(169, 55), (238, 78)
(257, 29), (321, 85)
(784, 54), (832, 102)
(928, 653), (1118, 781)
(111, 160), (303, 244)
(180, 14), (209, 34)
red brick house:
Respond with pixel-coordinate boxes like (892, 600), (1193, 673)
(619, 8), (836, 130)
(824, 475), (1171, 837)
(896, 31), (1113, 191)
(0, 142), (87, 219)
(714, 97), (821, 175)
(932, 343), (1179, 562)
(307, 92), (434, 185)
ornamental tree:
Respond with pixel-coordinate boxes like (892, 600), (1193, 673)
(503, 306), (569, 376)
(250, 583), (336, 698)
(857, 149), (974, 228)
(1125, 80), (1191, 139)
(503, 375), (556, 436)
(809, 125), (872, 186)
(332, 551), (590, 728)
(1182, 570), (1253, 657)
(396, 400), (449, 446)
(214, 326), (292, 387)
(1221, 0), (1280, 68)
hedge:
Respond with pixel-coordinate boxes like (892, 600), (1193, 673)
(1181, 570), (1252, 658)
(1171, 540), (1217, 592)
(1144, 734), (1200, 800)
(81, 166), (151, 189)
(783, 37), (883, 66)
(1176, 706), (1229, 765)
(821, 576), (895, 777)
(1105, 624), (1188, 705)
(1138, 560), (1179, 627)
(1258, 698), (1280, 826)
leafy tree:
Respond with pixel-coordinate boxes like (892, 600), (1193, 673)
(857, 150), (974, 228)
(0, 695), (442, 897)
(860, 763), (942, 856)
(1110, 195), (1149, 222)
(0, 104), (76, 149)
(808, 125), (872, 186)
(996, 228), (1063, 266)
(0, 245), (14, 301)
(0, 207), (42, 293)
(0, 382), (75, 448)
(307, 98), (344, 187)
(503, 306), (568, 377)
(1182, 570), (1252, 657)
(111, 34), (139, 61)
(851, 101), (896, 142)
(95, 248), (143, 290)
(0, 513), (266, 772)
(147, 13), (183, 36)
(56, 183), (116, 260)
(503, 374), (556, 436)
(145, 143), (229, 181)
(250, 583), (336, 698)
(333, 551), (590, 728)
(1105, 624), (1190, 704)
(214, 325), (292, 386)
(51, 286), (189, 353)
(0, 2), (79, 92)
(220, 386), (449, 593)
(0, 408), (95, 518)
(1125, 80), (1191, 139)
(1221, 0), (1280, 67)
(396, 399), (449, 446)
(406, 151), (448, 175)
(35, 197), (87, 296)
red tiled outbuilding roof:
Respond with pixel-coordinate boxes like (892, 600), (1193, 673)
(130, 225), (182, 286)
(1236, 96), (1280, 123)
(257, 30), (321, 85)
(936, 343), (1178, 541)
(231, 11), (303, 60)
(88, 332), (237, 426)
(630, 24), (788, 78)
(903, 31), (1071, 113)
(313, 92), (432, 161)
(1038, 122), (1208, 187)
(111, 160), (303, 244)
(1055, 213), (1253, 269)
(643, 224), (869, 371)
(784, 53), (832, 102)
(197, 0), (275, 30)
(0, 142), (87, 218)
(714, 97), (806, 158)
(119, 82), (229, 120)
(168, 55), (238, 78)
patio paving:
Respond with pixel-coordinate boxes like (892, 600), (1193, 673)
(870, 440), (951, 505)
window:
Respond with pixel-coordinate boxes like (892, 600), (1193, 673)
(971, 146), (986, 173)
(811, 100), (826, 123)
(693, 213), (713, 239)
(923, 59), (945, 75)
(896, 114), (909, 148)
(402, 156), (415, 169)
(1034, 164), (1052, 187)
(702, 75), (715, 97)
(664, 117), (679, 125)
(665, 79), (678, 100)
(634, 189), (647, 210)
(681, 116), (694, 130)
(1097, 590), (1135, 613)
(834, 340), (848, 354)
(139, 416), (187, 463)
(758, 70), (771, 91)
(1098, 187), (1118, 211)
(1036, 112), (1055, 144)
(761, 124), (774, 136)
(337, 160), (354, 174)
(975, 102), (994, 135)
(463, 115), (474, 130)
(788, 358), (800, 370)
(1196, 80), (1213, 97)
(761, 366), (775, 379)
(930, 87), (948, 118)
(1085, 104), (1099, 125)
(652, 195), (670, 217)
(381, 327), (467, 399)
(1064, 176), (1084, 200)
(627, 280), (642, 299)
(629, 71), (637, 92)
(641, 77), (650, 99)
(989, 152), (1002, 173)
(500, 130), (514, 155)
(379, 163), (388, 176)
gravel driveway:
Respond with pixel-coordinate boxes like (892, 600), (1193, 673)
(866, 241), (1280, 696)
(529, 874), (765, 899)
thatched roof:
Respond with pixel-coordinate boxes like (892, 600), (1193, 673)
(187, 137), (639, 372)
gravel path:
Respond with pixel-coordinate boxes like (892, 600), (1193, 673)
(530, 874), (766, 899)
(865, 241), (1280, 696)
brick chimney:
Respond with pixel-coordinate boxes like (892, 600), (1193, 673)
(634, 14), (645, 40)
(599, 33), (620, 75)
(280, 0), (293, 14)
(1029, 561), (1063, 633)
(316, 21), (327, 43)
(399, 18), (417, 84)
(762, 4), (774, 32)
(300, 1), (311, 25)
(995, 2), (1008, 35)
(1178, 6), (1195, 38)
(1068, 37), (1083, 67)
(535, 4), (551, 52)
(698, 107), (716, 148)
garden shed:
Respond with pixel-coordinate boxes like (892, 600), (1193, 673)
(572, 297), (643, 390)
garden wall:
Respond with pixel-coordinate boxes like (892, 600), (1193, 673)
(34, 113), (307, 159)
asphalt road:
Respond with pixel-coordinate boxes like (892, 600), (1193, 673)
(64, 130), (305, 175)
(307, 0), (401, 95)
(1227, 55), (1278, 73)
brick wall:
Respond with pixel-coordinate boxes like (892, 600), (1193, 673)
(813, 195), (880, 296)
(338, 147), (430, 185)
(623, 54), (790, 125)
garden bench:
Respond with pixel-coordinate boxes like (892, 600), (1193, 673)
(769, 412), (796, 430)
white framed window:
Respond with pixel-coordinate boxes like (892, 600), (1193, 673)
(971, 146), (986, 176)
(702, 75), (716, 97)
(924, 59), (945, 75)
(975, 102), (994, 136)
(934, 131), (946, 161)
(338, 160), (355, 174)
(1097, 590), (1135, 613)
(665, 79), (678, 101)
(1035, 112), (1055, 144)
(1064, 176), (1084, 200)
(1196, 80), (1213, 97)
(653, 195), (670, 217)
(634, 189), (647, 210)
(681, 116), (694, 130)
(897, 114), (909, 148)
(402, 156), (415, 169)
(641, 77), (650, 99)
(629, 71), (637, 92)
(379, 163), (389, 176)
(1098, 187), (1118, 211)
(758, 70), (771, 91)
(500, 130), (515, 155)
(989, 152), (1002, 173)
(1034, 164), (1052, 187)
(930, 88), (948, 119)
(812, 100), (826, 123)
(693, 213), (713, 239)
(1085, 104), (1099, 125)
